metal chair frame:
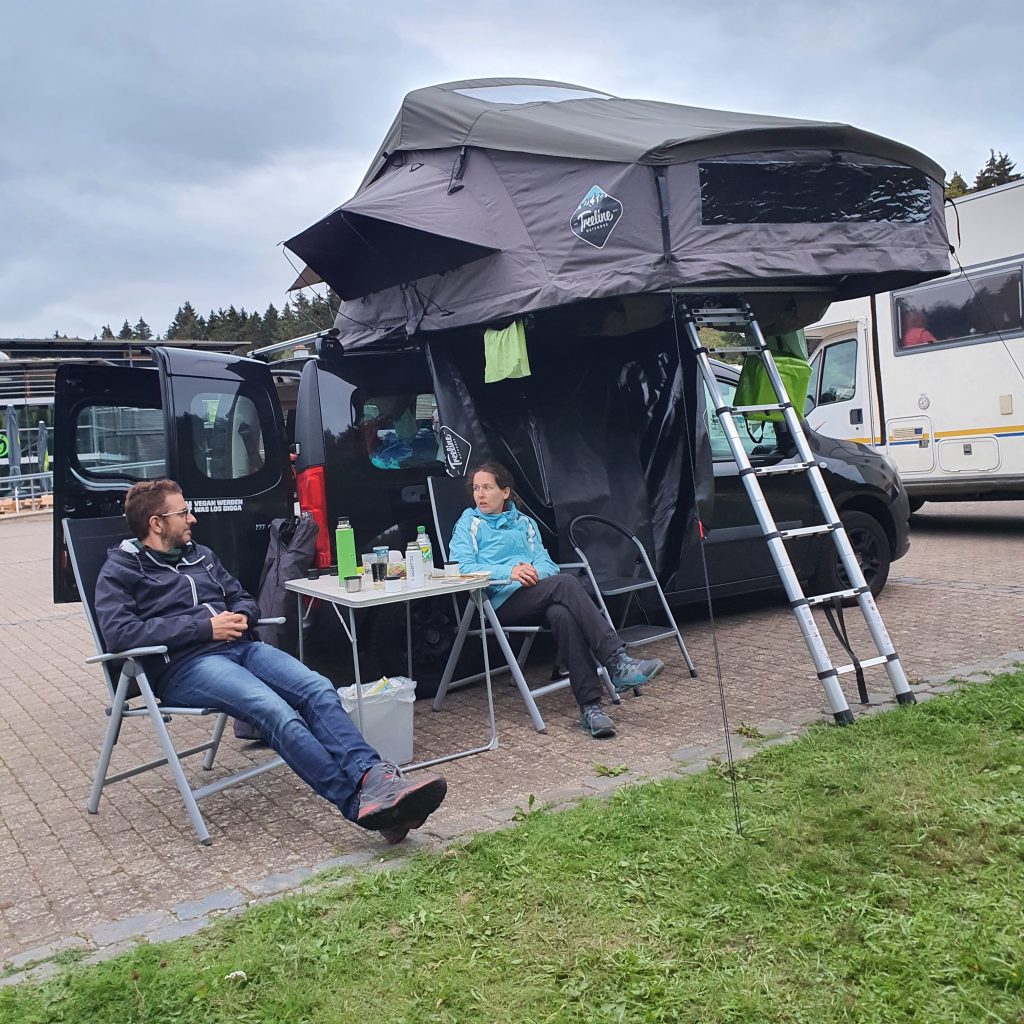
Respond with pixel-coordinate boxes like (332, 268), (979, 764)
(64, 516), (287, 845)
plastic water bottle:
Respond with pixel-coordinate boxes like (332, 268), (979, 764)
(416, 525), (433, 572)
(335, 518), (358, 584)
(405, 540), (425, 589)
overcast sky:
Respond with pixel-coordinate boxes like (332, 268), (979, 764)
(2, 0), (1020, 340)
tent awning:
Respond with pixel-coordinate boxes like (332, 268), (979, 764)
(285, 162), (501, 299)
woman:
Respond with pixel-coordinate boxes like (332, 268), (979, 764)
(449, 461), (663, 738)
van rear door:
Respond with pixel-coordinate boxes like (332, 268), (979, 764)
(153, 347), (293, 595)
(53, 350), (292, 602)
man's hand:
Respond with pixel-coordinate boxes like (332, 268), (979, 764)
(510, 563), (539, 586)
(210, 611), (249, 641)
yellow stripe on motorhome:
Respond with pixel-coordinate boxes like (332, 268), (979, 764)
(931, 424), (1024, 439)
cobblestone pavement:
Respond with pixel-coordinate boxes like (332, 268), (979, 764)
(2, 502), (1022, 971)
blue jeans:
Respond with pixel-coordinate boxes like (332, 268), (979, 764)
(159, 642), (380, 822)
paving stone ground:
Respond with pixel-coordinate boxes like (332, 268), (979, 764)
(1, 502), (1022, 971)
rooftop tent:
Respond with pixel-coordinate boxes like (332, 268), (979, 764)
(284, 77), (950, 347)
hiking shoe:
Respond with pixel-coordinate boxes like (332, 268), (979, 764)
(356, 762), (447, 834)
(605, 648), (664, 693)
(580, 701), (616, 738)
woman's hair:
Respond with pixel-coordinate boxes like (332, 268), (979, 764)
(124, 478), (184, 540)
(467, 460), (523, 510)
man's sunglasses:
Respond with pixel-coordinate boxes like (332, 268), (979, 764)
(155, 503), (192, 519)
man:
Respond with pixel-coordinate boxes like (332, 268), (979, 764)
(94, 478), (446, 843)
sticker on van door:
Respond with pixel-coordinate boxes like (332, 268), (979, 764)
(440, 427), (472, 476)
(192, 498), (245, 513)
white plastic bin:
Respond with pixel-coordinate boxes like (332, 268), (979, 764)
(339, 676), (416, 765)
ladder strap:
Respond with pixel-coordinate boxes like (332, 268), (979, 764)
(823, 597), (869, 704)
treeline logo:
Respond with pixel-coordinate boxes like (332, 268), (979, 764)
(570, 185), (623, 248)
(440, 427), (472, 476)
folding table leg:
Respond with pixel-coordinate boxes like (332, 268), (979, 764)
(433, 600), (476, 711)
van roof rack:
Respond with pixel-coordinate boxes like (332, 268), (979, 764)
(249, 328), (340, 362)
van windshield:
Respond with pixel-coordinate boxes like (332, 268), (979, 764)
(356, 392), (443, 471)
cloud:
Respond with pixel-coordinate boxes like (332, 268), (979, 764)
(2, 0), (1021, 337)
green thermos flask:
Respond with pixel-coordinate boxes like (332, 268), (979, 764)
(335, 518), (358, 584)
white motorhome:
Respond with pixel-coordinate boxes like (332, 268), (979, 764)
(805, 179), (1024, 508)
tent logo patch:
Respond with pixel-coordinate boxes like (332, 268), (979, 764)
(570, 185), (623, 248)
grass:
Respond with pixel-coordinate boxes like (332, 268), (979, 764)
(4, 673), (1024, 1023)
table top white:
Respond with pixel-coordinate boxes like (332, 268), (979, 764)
(284, 571), (493, 608)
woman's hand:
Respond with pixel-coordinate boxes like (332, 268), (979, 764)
(510, 563), (539, 586)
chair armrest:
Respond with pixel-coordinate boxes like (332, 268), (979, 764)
(86, 645), (168, 664)
(257, 617), (286, 625)
(557, 561), (586, 571)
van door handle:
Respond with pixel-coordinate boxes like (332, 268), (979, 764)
(401, 485), (426, 503)
(849, 408), (864, 425)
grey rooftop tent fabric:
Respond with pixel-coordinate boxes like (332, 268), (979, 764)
(284, 78), (951, 347)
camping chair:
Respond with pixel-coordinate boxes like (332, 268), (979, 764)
(64, 516), (287, 845)
(568, 514), (698, 679)
(427, 475), (618, 733)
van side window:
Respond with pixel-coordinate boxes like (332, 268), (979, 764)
(893, 266), (1023, 351)
(705, 382), (778, 459)
(357, 392), (443, 471)
(188, 391), (267, 480)
(817, 339), (857, 405)
(74, 405), (167, 479)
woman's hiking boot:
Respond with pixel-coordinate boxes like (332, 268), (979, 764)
(605, 648), (664, 693)
(580, 701), (616, 738)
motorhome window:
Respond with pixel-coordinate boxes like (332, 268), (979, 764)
(893, 267), (1024, 351)
(73, 405), (166, 480)
(357, 392), (443, 471)
(705, 382), (778, 459)
(187, 391), (267, 480)
(817, 339), (858, 406)
(699, 161), (931, 224)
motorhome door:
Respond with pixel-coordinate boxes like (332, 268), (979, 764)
(806, 320), (876, 446)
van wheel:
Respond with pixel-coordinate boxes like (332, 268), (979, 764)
(810, 510), (891, 601)
(362, 598), (467, 701)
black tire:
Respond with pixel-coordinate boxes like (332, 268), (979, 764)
(361, 597), (470, 701)
(810, 510), (891, 600)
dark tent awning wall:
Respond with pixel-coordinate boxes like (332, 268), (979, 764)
(284, 78), (950, 347)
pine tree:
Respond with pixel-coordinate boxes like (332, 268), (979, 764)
(117, 319), (134, 339)
(944, 172), (969, 199)
(165, 301), (204, 340)
(100, 324), (115, 339)
(132, 317), (153, 340)
(973, 150), (1021, 192)
(261, 303), (280, 344)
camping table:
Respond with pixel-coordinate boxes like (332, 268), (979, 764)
(284, 573), (498, 770)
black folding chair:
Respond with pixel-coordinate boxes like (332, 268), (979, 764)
(568, 514), (698, 678)
(64, 516), (286, 845)
(428, 476), (617, 733)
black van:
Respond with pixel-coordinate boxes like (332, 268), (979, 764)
(53, 341), (909, 689)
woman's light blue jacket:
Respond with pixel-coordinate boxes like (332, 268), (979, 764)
(449, 505), (560, 609)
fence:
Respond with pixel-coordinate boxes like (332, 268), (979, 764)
(0, 471), (54, 514)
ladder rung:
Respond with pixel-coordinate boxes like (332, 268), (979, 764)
(778, 524), (836, 540)
(702, 345), (763, 355)
(805, 588), (861, 606)
(728, 403), (786, 415)
(753, 460), (817, 477)
(835, 655), (891, 675)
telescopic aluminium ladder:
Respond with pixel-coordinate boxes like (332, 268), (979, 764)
(680, 298), (916, 723)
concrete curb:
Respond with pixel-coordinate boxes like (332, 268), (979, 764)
(3, 652), (1021, 987)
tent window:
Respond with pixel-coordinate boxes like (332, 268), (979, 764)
(452, 85), (612, 105)
(699, 161), (931, 224)
(893, 267), (1023, 351)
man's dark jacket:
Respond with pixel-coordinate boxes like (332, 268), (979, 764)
(95, 539), (261, 687)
